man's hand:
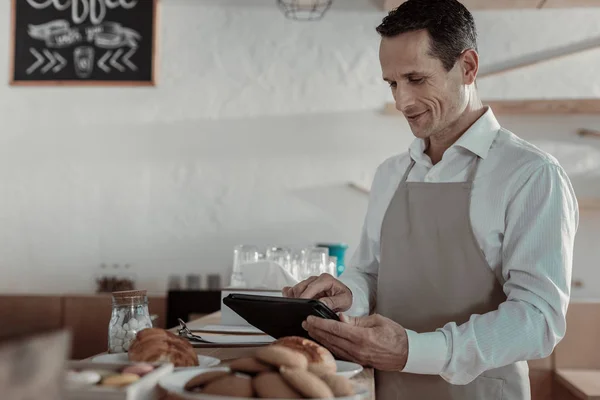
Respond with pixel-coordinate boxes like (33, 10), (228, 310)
(302, 313), (409, 371)
(282, 273), (352, 313)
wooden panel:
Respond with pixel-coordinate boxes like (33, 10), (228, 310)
(543, 0), (600, 7)
(0, 295), (62, 339)
(555, 302), (600, 369)
(149, 295), (167, 329)
(62, 295), (112, 359)
(556, 369), (600, 400)
(383, 99), (600, 116)
(530, 369), (554, 400)
(529, 355), (554, 370)
(63, 294), (166, 359)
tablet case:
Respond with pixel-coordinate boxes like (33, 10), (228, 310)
(222, 294), (339, 341)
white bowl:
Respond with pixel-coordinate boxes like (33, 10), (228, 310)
(90, 353), (220, 370)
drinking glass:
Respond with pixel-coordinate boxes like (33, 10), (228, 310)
(231, 245), (260, 287)
(301, 247), (329, 280)
(266, 247), (292, 273)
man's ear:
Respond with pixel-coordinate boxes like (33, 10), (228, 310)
(460, 49), (479, 85)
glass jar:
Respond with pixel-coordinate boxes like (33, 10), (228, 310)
(108, 290), (152, 354)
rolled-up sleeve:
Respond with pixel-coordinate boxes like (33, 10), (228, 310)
(402, 163), (579, 384)
(338, 167), (386, 317)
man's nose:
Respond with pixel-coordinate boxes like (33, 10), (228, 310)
(395, 86), (416, 113)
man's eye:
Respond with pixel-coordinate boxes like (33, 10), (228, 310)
(388, 81), (397, 88)
(409, 78), (425, 84)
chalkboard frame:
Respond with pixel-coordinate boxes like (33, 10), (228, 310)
(9, 0), (159, 86)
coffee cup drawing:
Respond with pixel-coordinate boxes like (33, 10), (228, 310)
(74, 46), (94, 78)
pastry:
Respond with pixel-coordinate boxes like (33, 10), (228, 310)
(280, 367), (334, 399)
(272, 336), (337, 375)
(202, 374), (254, 397)
(229, 357), (274, 375)
(184, 371), (231, 392)
(65, 370), (101, 386)
(255, 345), (308, 370)
(101, 373), (140, 387)
(320, 374), (355, 397)
(121, 363), (154, 376)
(252, 372), (303, 399)
(128, 328), (199, 367)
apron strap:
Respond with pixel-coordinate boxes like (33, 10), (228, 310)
(467, 156), (481, 183)
(401, 159), (416, 183)
(403, 155), (480, 184)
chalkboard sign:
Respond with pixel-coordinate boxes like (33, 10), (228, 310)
(10, 0), (158, 86)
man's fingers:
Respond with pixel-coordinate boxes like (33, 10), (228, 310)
(305, 316), (363, 342)
(290, 276), (318, 298)
(319, 296), (343, 312)
(342, 314), (379, 328)
(306, 329), (359, 363)
(282, 286), (292, 297)
(298, 276), (333, 300)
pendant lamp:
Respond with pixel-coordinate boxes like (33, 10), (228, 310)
(276, 0), (334, 21)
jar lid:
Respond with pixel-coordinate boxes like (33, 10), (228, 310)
(112, 289), (147, 306)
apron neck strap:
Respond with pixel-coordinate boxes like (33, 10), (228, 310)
(401, 156), (481, 184)
(467, 156), (481, 183)
(401, 159), (416, 183)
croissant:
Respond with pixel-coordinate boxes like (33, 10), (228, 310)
(272, 336), (337, 376)
(128, 328), (199, 367)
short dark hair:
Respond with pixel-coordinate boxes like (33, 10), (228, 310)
(376, 0), (478, 71)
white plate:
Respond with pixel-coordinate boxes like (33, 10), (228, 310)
(335, 360), (364, 379)
(187, 324), (265, 335)
(158, 368), (371, 400)
(90, 353), (220, 370)
(189, 335), (275, 345)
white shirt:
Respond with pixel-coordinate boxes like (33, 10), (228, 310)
(339, 108), (579, 385)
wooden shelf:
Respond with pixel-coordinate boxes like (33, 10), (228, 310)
(382, 99), (600, 116)
(377, 0), (600, 10)
(543, 0), (600, 8)
(555, 369), (600, 400)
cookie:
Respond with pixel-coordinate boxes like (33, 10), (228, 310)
(320, 374), (355, 397)
(202, 374), (254, 397)
(122, 363), (154, 376)
(253, 372), (303, 399)
(280, 367), (334, 399)
(255, 345), (308, 370)
(229, 357), (274, 375)
(101, 373), (140, 387)
(65, 370), (101, 386)
(273, 336), (337, 376)
(89, 369), (117, 380)
(184, 371), (231, 392)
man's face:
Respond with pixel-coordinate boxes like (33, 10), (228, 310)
(380, 30), (468, 139)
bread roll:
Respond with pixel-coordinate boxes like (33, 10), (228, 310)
(253, 372), (303, 399)
(127, 328), (199, 367)
(255, 345), (308, 370)
(272, 336), (337, 375)
(279, 367), (334, 399)
(202, 374), (254, 397)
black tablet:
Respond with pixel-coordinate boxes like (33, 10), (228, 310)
(222, 294), (339, 341)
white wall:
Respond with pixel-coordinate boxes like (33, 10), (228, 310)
(1, 0), (600, 294)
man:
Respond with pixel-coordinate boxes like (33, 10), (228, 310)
(283, 0), (579, 398)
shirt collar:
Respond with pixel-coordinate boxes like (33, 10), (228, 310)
(409, 107), (501, 163)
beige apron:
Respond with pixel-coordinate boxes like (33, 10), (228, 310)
(375, 157), (530, 400)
